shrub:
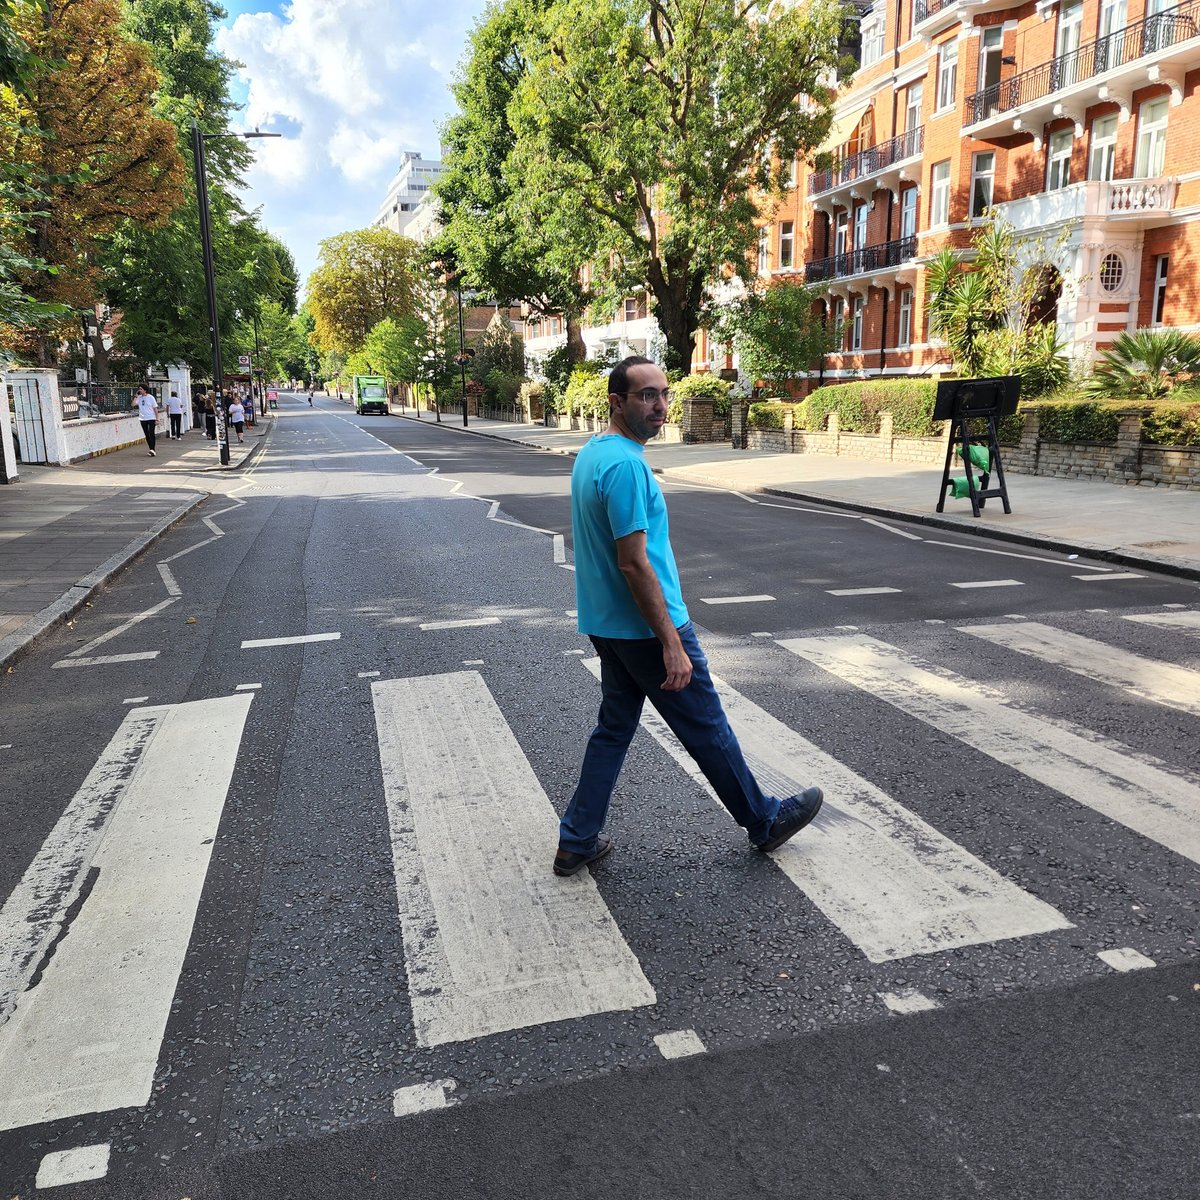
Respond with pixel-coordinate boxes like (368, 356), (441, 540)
(564, 372), (610, 420)
(667, 372), (732, 424)
(805, 379), (938, 437)
(1084, 330), (1200, 403)
(1025, 398), (1123, 443)
(484, 369), (522, 406)
(519, 379), (545, 413)
(747, 401), (800, 430)
(1135, 399), (1200, 446)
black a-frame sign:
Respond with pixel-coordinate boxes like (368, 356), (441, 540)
(934, 376), (1020, 518)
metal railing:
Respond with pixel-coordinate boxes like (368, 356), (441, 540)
(808, 126), (924, 196)
(58, 381), (165, 422)
(913, 0), (956, 25)
(804, 234), (919, 283)
(965, 0), (1200, 124)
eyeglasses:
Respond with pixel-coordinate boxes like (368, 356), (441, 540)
(618, 388), (672, 403)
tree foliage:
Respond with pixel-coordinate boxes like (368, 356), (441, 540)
(307, 228), (424, 355)
(479, 0), (847, 371)
(714, 280), (834, 389)
(1084, 330), (1200, 404)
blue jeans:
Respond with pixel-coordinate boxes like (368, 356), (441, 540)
(559, 622), (781, 853)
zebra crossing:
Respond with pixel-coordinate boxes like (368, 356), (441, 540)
(0, 606), (1196, 1180)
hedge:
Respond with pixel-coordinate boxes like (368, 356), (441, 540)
(747, 401), (801, 430)
(563, 372), (610, 420)
(667, 373), (732, 424)
(805, 379), (939, 437)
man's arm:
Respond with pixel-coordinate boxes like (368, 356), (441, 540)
(615, 530), (692, 691)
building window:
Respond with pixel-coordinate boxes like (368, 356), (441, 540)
(1046, 128), (1073, 191)
(900, 186), (918, 239)
(970, 151), (995, 217)
(779, 221), (794, 269)
(898, 288), (913, 348)
(978, 27), (1003, 99)
(1089, 114), (1118, 182)
(936, 40), (958, 111)
(1054, 0), (1084, 88)
(834, 210), (849, 259)
(624, 297), (640, 321)
(757, 227), (769, 274)
(930, 160), (951, 226)
(787, 156), (797, 188)
(1152, 255), (1169, 324)
(853, 203), (868, 251)
(850, 296), (865, 350)
(1099, 253), (1125, 292)
(861, 11), (885, 67)
(905, 81), (923, 132)
(1135, 97), (1169, 178)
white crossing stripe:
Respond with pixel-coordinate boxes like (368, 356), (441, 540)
(776, 634), (1200, 867)
(961, 621), (1200, 717)
(35, 1143), (111, 1188)
(52, 651), (159, 669)
(392, 1079), (457, 1116)
(1072, 572), (1144, 581)
(1097, 947), (1155, 972)
(654, 1029), (707, 1059)
(419, 617), (502, 631)
(948, 579), (1024, 589)
(1124, 609), (1200, 636)
(582, 660), (1069, 962)
(235, 683), (261, 691)
(699, 595), (776, 605)
(242, 632), (341, 649)
(878, 989), (940, 1015)
(826, 587), (901, 596)
(0, 695), (252, 1132)
(371, 672), (655, 1047)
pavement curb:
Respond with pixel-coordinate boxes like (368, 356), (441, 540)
(0, 492), (207, 672)
(393, 413), (1200, 583)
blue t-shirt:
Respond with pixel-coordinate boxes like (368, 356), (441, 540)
(571, 434), (689, 638)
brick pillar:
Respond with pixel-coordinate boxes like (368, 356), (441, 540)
(879, 410), (894, 460)
(1018, 408), (1041, 475)
(827, 410), (840, 455)
(1116, 408), (1147, 484)
(525, 391), (543, 422)
(730, 400), (748, 449)
(682, 396), (714, 444)
(467, 393), (478, 417)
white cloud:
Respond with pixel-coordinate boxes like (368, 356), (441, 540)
(217, 0), (486, 288)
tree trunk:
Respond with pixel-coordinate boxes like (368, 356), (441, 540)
(565, 311), (586, 364)
(646, 260), (699, 375)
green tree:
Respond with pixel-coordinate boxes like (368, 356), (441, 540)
(360, 315), (425, 385)
(1084, 330), (1200, 404)
(500, 0), (846, 372)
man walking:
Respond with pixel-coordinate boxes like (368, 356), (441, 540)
(555, 356), (823, 876)
(166, 389), (184, 439)
(133, 384), (158, 456)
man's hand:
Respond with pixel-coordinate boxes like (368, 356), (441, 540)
(661, 640), (693, 691)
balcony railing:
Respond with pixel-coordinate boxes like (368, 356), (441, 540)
(965, 0), (1200, 125)
(808, 126), (924, 196)
(913, 0), (956, 25)
(805, 234), (919, 283)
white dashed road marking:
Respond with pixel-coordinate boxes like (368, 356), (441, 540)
(948, 579), (1024, 589)
(699, 594), (776, 605)
(419, 617), (502, 631)
(1097, 948), (1156, 972)
(878, 989), (941, 1015)
(392, 1079), (457, 1117)
(654, 1029), (707, 1059)
(242, 632), (341, 649)
(826, 587), (902, 597)
(35, 1143), (111, 1188)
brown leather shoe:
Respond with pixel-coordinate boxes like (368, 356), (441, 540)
(553, 833), (614, 877)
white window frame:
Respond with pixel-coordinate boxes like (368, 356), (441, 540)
(1099, 0), (1126, 37)
(970, 151), (995, 217)
(757, 226), (769, 274)
(850, 296), (865, 351)
(930, 160), (951, 227)
(1046, 128), (1073, 191)
(936, 40), (958, 112)
(905, 81), (923, 132)
(898, 288), (913, 348)
(1152, 254), (1169, 325)
(853, 202), (868, 251)
(1135, 97), (1169, 178)
(779, 221), (794, 269)
(1089, 114), (1118, 182)
(861, 10), (886, 67)
(900, 186), (918, 239)
(978, 27), (1003, 97)
(624, 297), (640, 322)
(834, 211), (849, 258)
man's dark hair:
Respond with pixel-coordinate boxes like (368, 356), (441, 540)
(608, 356), (654, 399)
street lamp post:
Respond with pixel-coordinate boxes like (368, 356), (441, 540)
(189, 120), (280, 466)
(455, 282), (469, 428)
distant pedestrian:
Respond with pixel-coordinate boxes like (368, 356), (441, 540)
(555, 356), (823, 877)
(204, 396), (217, 440)
(166, 389), (184, 439)
(133, 385), (158, 456)
(228, 397), (245, 443)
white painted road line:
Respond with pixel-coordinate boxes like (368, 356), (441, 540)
(242, 632), (341, 649)
(1097, 947), (1156, 972)
(358, 670), (381, 678)
(1073, 572), (1144, 582)
(1124, 609), (1200, 636)
(35, 1143), (111, 1188)
(878, 989), (941, 1015)
(862, 517), (922, 541)
(583, 659), (1069, 962)
(235, 683), (262, 691)
(654, 1029), (707, 1059)
(948, 579), (1024, 589)
(156, 562), (181, 597)
(826, 587), (902, 597)
(419, 617), (502, 631)
(393, 1079), (457, 1117)
(371, 672), (655, 1047)
(0, 695), (253, 1132)
(699, 594), (776, 605)
(52, 651), (160, 669)
(122, 696), (149, 704)
(961, 621), (1200, 718)
(778, 634), (1200, 867)
(66, 597), (178, 660)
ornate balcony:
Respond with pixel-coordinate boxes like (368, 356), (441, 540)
(912, 0), (960, 39)
(807, 127), (924, 207)
(991, 177), (1178, 232)
(964, 0), (1200, 139)
(805, 234), (919, 284)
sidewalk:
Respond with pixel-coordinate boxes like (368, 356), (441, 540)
(0, 418), (270, 668)
(401, 412), (1200, 581)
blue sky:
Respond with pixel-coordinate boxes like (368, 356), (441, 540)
(216, 0), (489, 293)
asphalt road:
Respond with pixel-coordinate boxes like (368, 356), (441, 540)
(1, 394), (1197, 1199)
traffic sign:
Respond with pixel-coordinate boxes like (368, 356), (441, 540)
(238, 355), (251, 366)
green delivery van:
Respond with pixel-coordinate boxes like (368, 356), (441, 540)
(353, 375), (389, 416)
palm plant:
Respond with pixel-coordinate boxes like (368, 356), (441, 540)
(1085, 330), (1200, 404)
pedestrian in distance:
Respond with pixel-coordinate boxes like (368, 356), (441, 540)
(228, 396), (246, 444)
(166, 389), (184, 439)
(203, 395), (217, 440)
(555, 355), (823, 877)
(133, 384), (158, 456)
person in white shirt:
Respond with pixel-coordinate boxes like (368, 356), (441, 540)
(227, 397), (245, 443)
(166, 390), (185, 439)
(133, 385), (158, 456)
